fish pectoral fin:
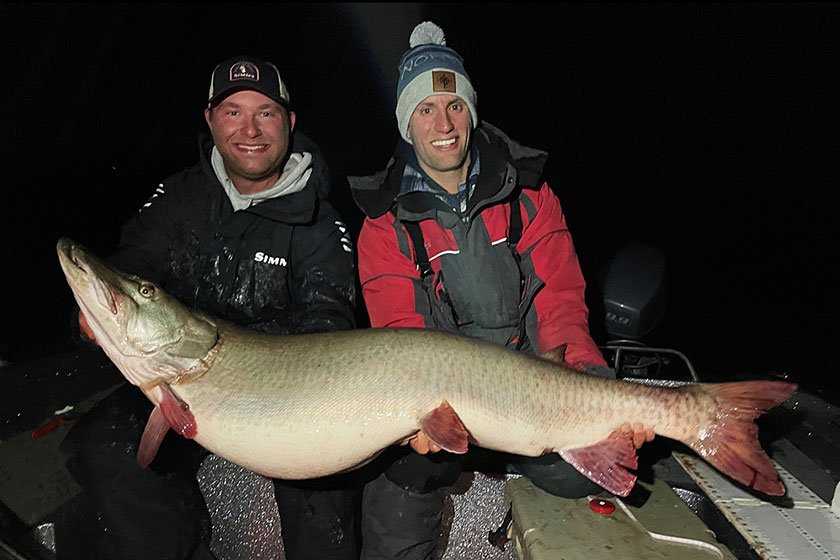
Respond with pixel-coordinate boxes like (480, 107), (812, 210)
(136, 385), (198, 469)
(158, 384), (198, 439)
(137, 406), (169, 468)
(419, 401), (469, 454)
(558, 434), (639, 497)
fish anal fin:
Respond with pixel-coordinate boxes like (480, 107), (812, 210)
(558, 434), (639, 497)
(420, 401), (469, 454)
(137, 406), (169, 468)
(158, 384), (197, 439)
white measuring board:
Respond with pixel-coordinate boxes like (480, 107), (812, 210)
(673, 452), (840, 560)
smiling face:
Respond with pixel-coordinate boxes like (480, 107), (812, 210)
(407, 94), (473, 194)
(204, 90), (296, 195)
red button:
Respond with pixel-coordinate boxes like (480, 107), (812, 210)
(589, 498), (616, 515)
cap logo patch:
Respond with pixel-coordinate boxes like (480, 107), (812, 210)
(432, 70), (456, 93)
(229, 61), (259, 82)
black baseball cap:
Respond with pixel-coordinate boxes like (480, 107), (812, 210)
(207, 56), (290, 108)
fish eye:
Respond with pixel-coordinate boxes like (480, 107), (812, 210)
(139, 284), (156, 298)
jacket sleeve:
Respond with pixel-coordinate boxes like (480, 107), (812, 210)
(357, 214), (427, 329)
(519, 182), (607, 369)
(107, 180), (180, 283)
(288, 201), (357, 333)
(66, 179), (180, 344)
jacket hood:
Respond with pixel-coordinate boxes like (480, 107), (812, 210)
(349, 121), (548, 218)
(197, 129), (332, 224)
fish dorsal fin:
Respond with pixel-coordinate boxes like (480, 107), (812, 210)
(420, 400), (470, 454)
(558, 433), (639, 496)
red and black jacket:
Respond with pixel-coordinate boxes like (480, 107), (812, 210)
(350, 123), (606, 370)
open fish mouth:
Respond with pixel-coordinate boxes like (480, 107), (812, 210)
(57, 239), (119, 317)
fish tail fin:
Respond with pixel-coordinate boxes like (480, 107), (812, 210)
(682, 380), (797, 496)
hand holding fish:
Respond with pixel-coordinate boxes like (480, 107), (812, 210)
(541, 345), (655, 449)
(617, 422), (656, 449)
(402, 431), (443, 454)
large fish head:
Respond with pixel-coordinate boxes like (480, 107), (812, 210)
(56, 237), (219, 390)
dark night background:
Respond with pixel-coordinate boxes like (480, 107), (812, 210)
(1, 4), (838, 401)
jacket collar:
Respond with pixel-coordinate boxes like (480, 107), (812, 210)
(197, 130), (330, 224)
(349, 121), (548, 219)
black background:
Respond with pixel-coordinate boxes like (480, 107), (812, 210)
(1, 3), (838, 401)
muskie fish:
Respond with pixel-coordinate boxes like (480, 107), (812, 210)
(57, 238), (797, 497)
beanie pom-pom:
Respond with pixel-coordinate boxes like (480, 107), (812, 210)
(409, 21), (446, 48)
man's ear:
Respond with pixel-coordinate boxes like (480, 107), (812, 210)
(288, 110), (296, 132)
(204, 107), (212, 128)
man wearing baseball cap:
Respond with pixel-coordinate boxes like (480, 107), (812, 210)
(61, 55), (360, 560)
(350, 22), (652, 559)
(208, 56), (291, 108)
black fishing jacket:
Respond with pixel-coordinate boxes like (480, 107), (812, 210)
(109, 131), (356, 335)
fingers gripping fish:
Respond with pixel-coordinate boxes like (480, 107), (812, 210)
(56, 238), (797, 497)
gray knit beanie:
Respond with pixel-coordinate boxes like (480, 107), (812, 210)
(395, 21), (478, 143)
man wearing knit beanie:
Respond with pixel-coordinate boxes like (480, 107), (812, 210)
(394, 21), (479, 144)
(351, 21), (653, 559)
